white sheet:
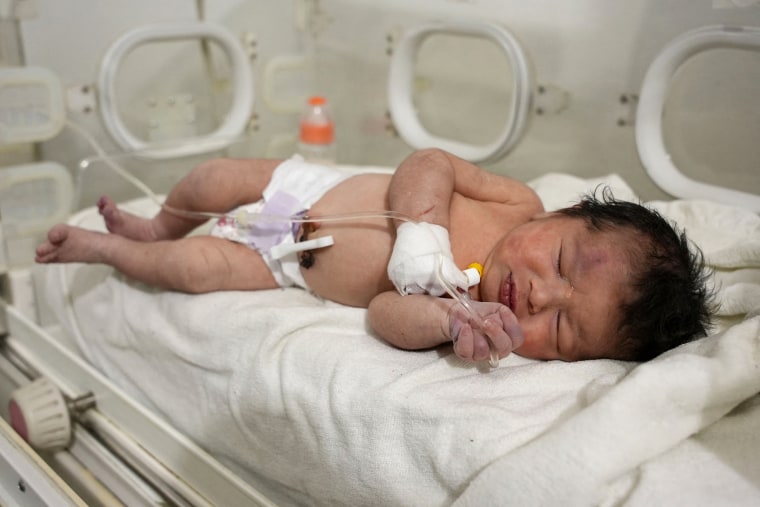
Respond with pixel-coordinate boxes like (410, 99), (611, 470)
(43, 171), (760, 506)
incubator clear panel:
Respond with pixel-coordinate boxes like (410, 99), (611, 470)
(113, 40), (234, 144)
(413, 33), (514, 147)
(662, 48), (760, 195)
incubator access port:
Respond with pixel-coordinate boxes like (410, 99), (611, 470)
(388, 21), (533, 163)
(97, 22), (254, 159)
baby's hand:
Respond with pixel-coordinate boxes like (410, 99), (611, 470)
(447, 301), (524, 363)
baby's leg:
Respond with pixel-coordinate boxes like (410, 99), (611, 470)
(95, 157), (283, 242)
(36, 223), (279, 293)
(148, 158), (283, 240)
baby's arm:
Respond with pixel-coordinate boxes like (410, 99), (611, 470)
(368, 292), (453, 350)
(389, 148), (539, 224)
(368, 291), (523, 362)
(386, 149), (540, 295)
(381, 149), (532, 358)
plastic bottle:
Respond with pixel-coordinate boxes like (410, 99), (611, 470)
(297, 95), (336, 164)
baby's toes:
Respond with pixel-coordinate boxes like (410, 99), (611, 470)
(47, 224), (70, 245)
(35, 242), (57, 263)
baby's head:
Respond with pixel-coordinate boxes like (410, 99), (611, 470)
(554, 188), (714, 361)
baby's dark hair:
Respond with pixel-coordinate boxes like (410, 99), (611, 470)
(556, 187), (714, 361)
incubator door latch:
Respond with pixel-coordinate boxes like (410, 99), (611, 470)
(8, 377), (96, 452)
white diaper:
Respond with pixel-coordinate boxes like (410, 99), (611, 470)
(210, 155), (350, 289)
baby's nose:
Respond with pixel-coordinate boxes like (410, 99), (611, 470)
(529, 279), (573, 313)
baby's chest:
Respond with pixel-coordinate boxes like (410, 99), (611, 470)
(448, 201), (523, 265)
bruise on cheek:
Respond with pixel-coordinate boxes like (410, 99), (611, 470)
(580, 247), (609, 275)
(578, 244), (628, 287)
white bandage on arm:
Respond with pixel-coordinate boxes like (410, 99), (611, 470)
(387, 222), (468, 296)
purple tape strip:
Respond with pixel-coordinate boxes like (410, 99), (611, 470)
(249, 191), (304, 250)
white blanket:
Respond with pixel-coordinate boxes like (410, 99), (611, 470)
(44, 172), (760, 506)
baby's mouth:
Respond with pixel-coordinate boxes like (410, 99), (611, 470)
(500, 274), (515, 312)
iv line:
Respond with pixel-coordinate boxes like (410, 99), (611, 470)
(67, 120), (413, 227)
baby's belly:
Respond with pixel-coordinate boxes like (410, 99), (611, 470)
(299, 173), (396, 307)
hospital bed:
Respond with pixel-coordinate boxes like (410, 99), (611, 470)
(1, 1), (759, 505)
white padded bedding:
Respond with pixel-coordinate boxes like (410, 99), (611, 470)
(42, 171), (760, 506)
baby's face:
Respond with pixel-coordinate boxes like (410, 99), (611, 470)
(479, 213), (633, 361)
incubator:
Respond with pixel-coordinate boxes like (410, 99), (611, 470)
(0, 1), (759, 506)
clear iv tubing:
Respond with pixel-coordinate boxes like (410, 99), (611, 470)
(68, 120), (413, 227)
(67, 119), (500, 367)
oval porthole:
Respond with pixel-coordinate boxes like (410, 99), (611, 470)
(636, 25), (760, 212)
(388, 22), (533, 163)
(98, 22), (254, 159)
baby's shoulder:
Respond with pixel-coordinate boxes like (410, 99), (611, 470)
(505, 178), (544, 211)
(485, 184), (544, 221)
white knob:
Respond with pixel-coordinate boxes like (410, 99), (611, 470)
(9, 377), (72, 451)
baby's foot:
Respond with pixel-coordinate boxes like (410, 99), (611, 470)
(35, 224), (107, 264)
(97, 195), (158, 241)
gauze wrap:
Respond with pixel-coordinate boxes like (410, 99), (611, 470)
(388, 222), (468, 296)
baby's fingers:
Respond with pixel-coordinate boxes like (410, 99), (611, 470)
(452, 325), (475, 360)
(480, 319), (512, 360)
(496, 306), (524, 350)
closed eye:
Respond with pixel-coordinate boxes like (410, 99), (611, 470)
(555, 243), (562, 349)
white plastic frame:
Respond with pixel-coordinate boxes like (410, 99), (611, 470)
(636, 25), (760, 212)
(97, 22), (254, 160)
(0, 66), (65, 145)
(0, 162), (73, 235)
(388, 22), (533, 163)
